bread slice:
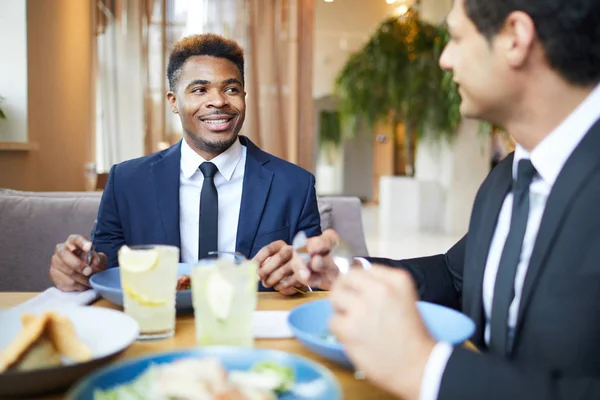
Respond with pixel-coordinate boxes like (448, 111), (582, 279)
(0, 311), (92, 373)
(46, 312), (93, 362)
(10, 335), (61, 371)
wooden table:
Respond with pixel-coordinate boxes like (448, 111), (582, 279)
(0, 292), (396, 400)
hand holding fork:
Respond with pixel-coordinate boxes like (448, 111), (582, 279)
(291, 229), (370, 291)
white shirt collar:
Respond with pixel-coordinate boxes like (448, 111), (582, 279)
(513, 83), (600, 185)
(180, 137), (244, 181)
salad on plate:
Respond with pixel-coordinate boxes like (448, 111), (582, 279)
(94, 358), (297, 400)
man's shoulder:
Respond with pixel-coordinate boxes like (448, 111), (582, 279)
(111, 143), (180, 178)
(263, 152), (313, 180)
(242, 136), (314, 183)
(472, 151), (514, 205)
(486, 151), (514, 183)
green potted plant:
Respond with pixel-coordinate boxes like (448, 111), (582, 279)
(318, 109), (342, 165)
(334, 9), (461, 176)
(0, 95), (6, 120)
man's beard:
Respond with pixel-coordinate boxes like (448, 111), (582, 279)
(197, 132), (239, 154)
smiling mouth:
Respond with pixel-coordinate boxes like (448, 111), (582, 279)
(199, 115), (236, 132)
(202, 117), (234, 124)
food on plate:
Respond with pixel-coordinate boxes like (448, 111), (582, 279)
(177, 274), (191, 290)
(240, 360), (295, 392)
(93, 358), (295, 400)
(0, 312), (92, 372)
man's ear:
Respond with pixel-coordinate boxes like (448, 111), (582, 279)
(167, 91), (178, 114)
(497, 11), (536, 68)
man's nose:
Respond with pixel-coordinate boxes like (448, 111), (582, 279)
(439, 44), (453, 71)
(206, 90), (228, 108)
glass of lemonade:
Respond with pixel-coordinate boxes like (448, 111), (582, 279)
(118, 245), (179, 340)
(191, 253), (258, 347)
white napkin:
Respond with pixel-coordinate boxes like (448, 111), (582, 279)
(252, 310), (294, 339)
(9, 292), (293, 339)
(10, 287), (99, 313)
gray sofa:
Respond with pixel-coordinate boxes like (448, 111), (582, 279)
(0, 189), (368, 292)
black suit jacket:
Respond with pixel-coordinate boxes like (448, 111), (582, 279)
(368, 118), (600, 399)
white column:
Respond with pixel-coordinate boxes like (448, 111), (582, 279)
(0, 0), (28, 142)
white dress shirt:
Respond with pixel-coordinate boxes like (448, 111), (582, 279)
(420, 83), (600, 400)
(179, 138), (246, 264)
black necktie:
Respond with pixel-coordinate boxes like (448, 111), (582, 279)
(489, 159), (537, 356)
(198, 162), (218, 260)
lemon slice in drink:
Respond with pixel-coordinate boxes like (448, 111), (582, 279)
(244, 261), (259, 292)
(122, 282), (166, 306)
(206, 271), (235, 321)
(119, 246), (158, 273)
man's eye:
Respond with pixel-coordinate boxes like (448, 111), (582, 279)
(225, 87), (239, 94)
(192, 87), (207, 93)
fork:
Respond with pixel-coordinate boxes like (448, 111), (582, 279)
(291, 231), (313, 293)
(87, 219), (98, 265)
(292, 231), (362, 276)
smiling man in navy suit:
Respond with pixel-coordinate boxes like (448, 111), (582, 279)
(49, 34), (321, 295)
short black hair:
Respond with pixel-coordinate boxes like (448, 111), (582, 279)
(464, 0), (600, 86)
(167, 33), (245, 91)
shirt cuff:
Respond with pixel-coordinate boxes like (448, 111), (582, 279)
(419, 342), (453, 400)
(353, 257), (372, 270)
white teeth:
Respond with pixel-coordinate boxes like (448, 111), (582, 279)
(205, 119), (229, 124)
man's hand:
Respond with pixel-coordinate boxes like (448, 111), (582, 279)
(253, 240), (308, 296)
(290, 229), (343, 290)
(329, 266), (435, 400)
(50, 234), (108, 292)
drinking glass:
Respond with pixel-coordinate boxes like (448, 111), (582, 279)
(118, 245), (179, 340)
(191, 252), (258, 347)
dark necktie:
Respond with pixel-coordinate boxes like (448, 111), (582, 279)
(489, 159), (537, 356)
(198, 162), (218, 260)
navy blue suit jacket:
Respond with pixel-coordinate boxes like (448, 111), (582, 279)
(94, 136), (321, 290)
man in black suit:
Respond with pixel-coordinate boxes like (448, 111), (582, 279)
(286, 0), (600, 398)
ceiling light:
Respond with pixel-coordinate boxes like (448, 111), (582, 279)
(386, 0), (396, 4)
(394, 4), (409, 15)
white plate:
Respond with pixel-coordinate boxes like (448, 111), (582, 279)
(0, 306), (139, 397)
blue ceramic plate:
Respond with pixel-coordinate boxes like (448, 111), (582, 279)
(66, 347), (342, 400)
(90, 263), (192, 310)
(288, 299), (475, 368)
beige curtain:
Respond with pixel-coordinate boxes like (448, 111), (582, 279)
(245, 0), (316, 171)
(119, 0), (316, 171)
(141, 0), (170, 155)
(95, 0), (146, 171)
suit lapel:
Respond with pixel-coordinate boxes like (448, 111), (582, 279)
(516, 120), (600, 332)
(150, 142), (181, 249)
(467, 155), (513, 346)
(235, 136), (274, 257)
